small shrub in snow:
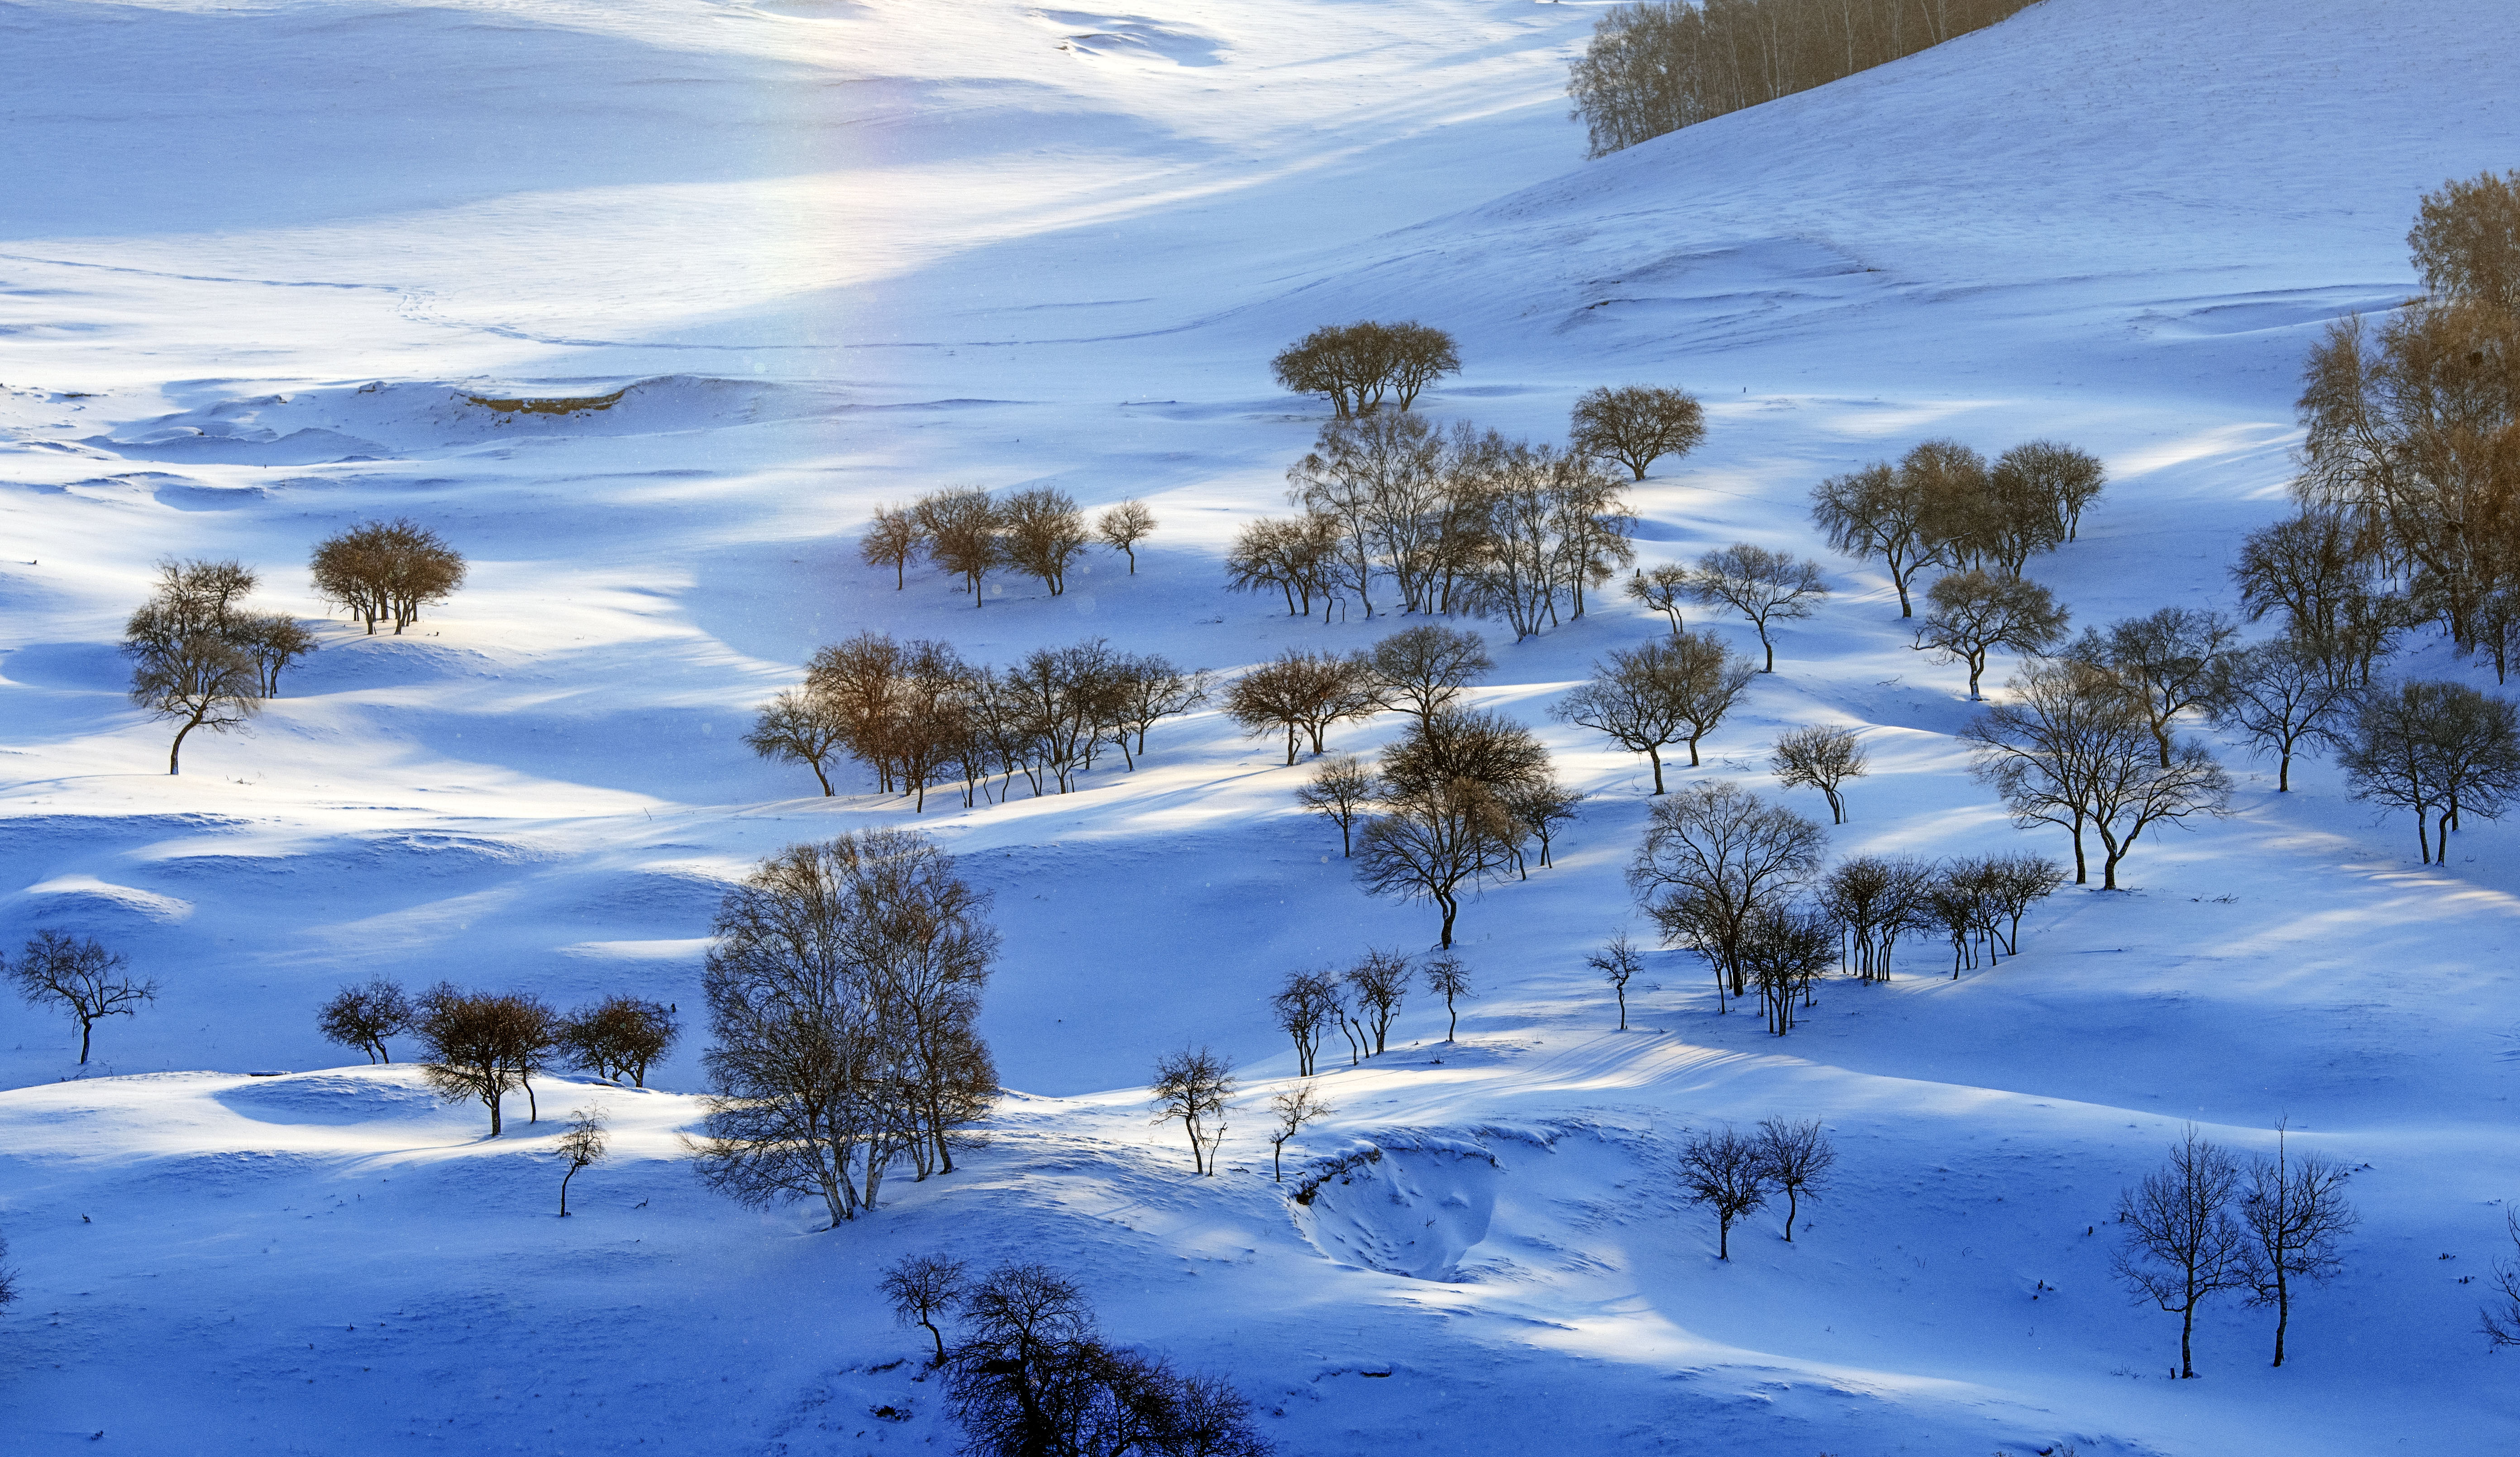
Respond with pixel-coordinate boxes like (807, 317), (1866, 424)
(7, 930), (157, 1066)
(1341, 950), (1411, 1058)
(554, 1107), (606, 1217)
(1586, 932), (1643, 1031)
(1265, 1082), (1334, 1183)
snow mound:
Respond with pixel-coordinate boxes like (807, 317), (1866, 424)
(211, 1069), (455, 1128)
(1293, 1141), (1500, 1281)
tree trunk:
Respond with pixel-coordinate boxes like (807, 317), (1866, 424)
(2277, 750), (2291, 793)
(487, 1088), (502, 1137)
(1760, 633), (1775, 673)
(1717, 1214), (1731, 1260)
(2180, 1300), (2195, 1378)
(1615, 986), (1626, 1031)
(1436, 889), (1458, 949)
(169, 707), (210, 775)
(560, 1165), (577, 1217)
(2272, 1267), (2290, 1367)
(78, 1018), (93, 1064)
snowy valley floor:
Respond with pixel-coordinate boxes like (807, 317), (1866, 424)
(4, 0), (2520, 1452)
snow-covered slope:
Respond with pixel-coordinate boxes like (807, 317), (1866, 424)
(4, 0), (2520, 1451)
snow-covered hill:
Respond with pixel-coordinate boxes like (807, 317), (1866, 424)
(4, 0), (2519, 1451)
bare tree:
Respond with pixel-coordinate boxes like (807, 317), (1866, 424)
(559, 995), (680, 1087)
(2484, 1208), (2520, 1349)
(415, 985), (533, 1135)
(1816, 853), (1932, 981)
(228, 613), (317, 697)
(1382, 321), (1460, 409)
(746, 688), (851, 796)
(1678, 1125), (1769, 1260)
(2216, 636), (2358, 792)
(1569, 385), (1706, 481)
(1623, 563), (1691, 635)
(1628, 781), (1825, 1010)
(2239, 1124), (2357, 1368)
(554, 1108), (607, 1217)
(1983, 852), (2067, 954)
(125, 623), (261, 776)
(1295, 755), (1379, 857)
(1754, 1117), (1836, 1241)
(317, 976), (413, 1064)
(1226, 649), (1377, 766)
(1587, 933), (1643, 1030)
(1266, 1082), (1334, 1182)
(694, 832), (999, 1224)
(1770, 724), (1867, 824)
(861, 505), (923, 590)
(1997, 439), (2106, 544)
(7, 931), (157, 1064)
(1420, 954), (1472, 1041)
(916, 488), (1004, 606)
(1688, 543), (1829, 672)
(1002, 487), (1089, 596)
(2341, 680), (2520, 862)
(1965, 658), (2232, 889)
(1738, 901), (1835, 1034)
(2069, 608), (2242, 768)
(1913, 569), (2068, 700)
(1502, 776), (1583, 871)
(1288, 410), (1447, 617)
(946, 1263), (1271, 1457)
(1270, 970), (1339, 1077)
(1151, 1047), (1234, 1176)
(1554, 630), (1754, 791)
(1095, 500), (1156, 574)
(1343, 950), (1410, 1056)
(1369, 624), (1492, 728)
(883, 1252), (970, 1366)
(1355, 779), (1525, 949)
(1810, 461), (1946, 618)
(2116, 1127), (2252, 1379)
(310, 519), (465, 634)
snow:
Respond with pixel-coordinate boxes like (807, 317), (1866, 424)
(4, 0), (2520, 1450)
